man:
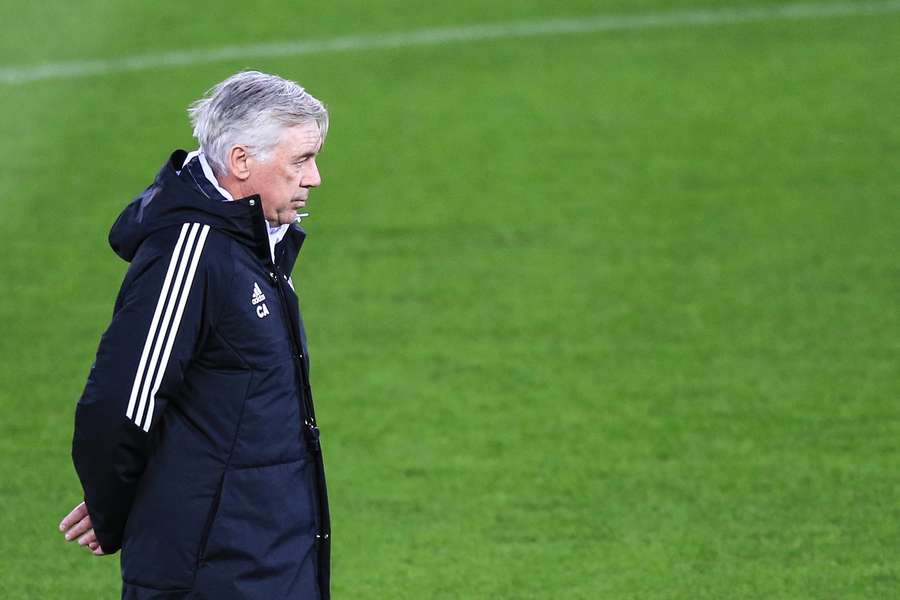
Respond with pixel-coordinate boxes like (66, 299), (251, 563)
(58, 70), (331, 599)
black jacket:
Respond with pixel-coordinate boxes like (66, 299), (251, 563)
(72, 151), (330, 599)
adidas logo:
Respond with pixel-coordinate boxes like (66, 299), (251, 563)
(252, 282), (270, 319)
(251, 282), (266, 306)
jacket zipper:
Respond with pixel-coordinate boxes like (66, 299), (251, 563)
(269, 262), (332, 598)
(269, 265), (317, 433)
(249, 198), (330, 598)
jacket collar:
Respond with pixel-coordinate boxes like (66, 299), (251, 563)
(109, 150), (306, 269)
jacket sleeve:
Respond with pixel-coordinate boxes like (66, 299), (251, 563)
(72, 223), (215, 554)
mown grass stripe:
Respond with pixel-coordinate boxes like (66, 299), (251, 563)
(1, 1), (899, 85)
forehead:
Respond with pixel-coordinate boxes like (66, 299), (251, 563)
(277, 122), (323, 157)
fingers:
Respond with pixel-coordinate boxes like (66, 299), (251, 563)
(63, 515), (93, 541)
(59, 501), (88, 532)
(77, 529), (97, 547)
(59, 500), (106, 556)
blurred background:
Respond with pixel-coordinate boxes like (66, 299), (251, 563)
(0, 1), (898, 598)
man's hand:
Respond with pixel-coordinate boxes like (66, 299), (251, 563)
(59, 501), (105, 556)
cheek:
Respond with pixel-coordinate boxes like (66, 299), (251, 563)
(282, 168), (301, 188)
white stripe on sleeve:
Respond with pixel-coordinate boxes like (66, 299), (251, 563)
(125, 223), (191, 421)
(139, 224), (210, 431)
(126, 222), (210, 431)
(132, 223), (200, 427)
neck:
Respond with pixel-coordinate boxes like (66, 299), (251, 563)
(209, 161), (280, 228)
(216, 172), (248, 201)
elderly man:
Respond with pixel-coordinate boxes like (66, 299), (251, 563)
(59, 71), (331, 599)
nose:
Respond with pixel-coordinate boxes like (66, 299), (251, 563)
(302, 159), (322, 188)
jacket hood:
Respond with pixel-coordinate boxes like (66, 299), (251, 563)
(109, 150), (306, 265)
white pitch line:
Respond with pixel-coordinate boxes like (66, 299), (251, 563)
(1, 1), (899, 85)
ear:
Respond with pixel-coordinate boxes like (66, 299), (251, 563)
(228, 146), (251, 181)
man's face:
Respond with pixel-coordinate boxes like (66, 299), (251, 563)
(247, 121), (323, 226)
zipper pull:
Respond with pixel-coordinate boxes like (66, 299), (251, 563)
(304, 418), (321, 453)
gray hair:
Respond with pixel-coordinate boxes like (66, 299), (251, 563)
(188, 70), (329, 176)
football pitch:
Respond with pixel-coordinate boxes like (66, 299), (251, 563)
(0, 1), (898, 598)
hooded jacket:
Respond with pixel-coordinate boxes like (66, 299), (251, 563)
(72, 150), (330, 599)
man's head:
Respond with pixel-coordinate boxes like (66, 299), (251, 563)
(188, 71), (328, 225)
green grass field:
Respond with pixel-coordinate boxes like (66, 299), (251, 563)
(1, 1), (898, 598)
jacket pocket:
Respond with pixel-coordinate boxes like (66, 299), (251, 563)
(193, 457), (320, 598)
(195, 471), (226, 569)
